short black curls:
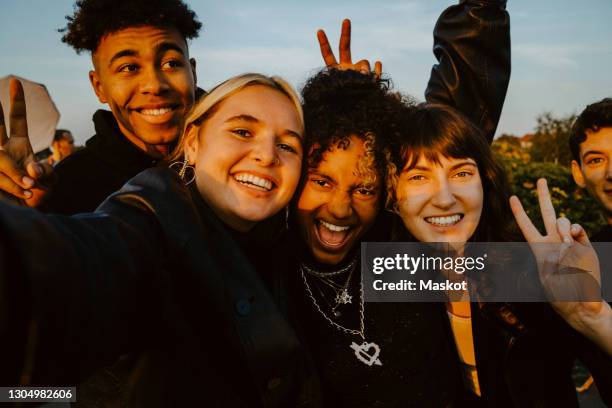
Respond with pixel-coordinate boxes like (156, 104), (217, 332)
(301, 69), (411, 187)
(59, 0), (202, 54)
(569, 97), (612, 163)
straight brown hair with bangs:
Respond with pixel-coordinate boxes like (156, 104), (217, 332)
(388, 103), (517, 241)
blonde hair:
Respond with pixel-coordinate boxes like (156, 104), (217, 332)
(169, 73), (303, 162)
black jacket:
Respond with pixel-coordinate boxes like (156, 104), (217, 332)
(425, 0), (510, 143)
(593, 224), (612, 242)
(1, 168), (319, 407)
(466, 302), (612, 407)
(38, 110), (160, 215)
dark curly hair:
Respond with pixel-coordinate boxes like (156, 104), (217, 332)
(301, 69), (411, 190)
(569, 97), (612, 163)
(59, 0), (202, 54)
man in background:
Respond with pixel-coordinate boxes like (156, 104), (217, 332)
(0, 0), (201, 213)
(570, 98), (612, 241)
(48, 129), (76, 166)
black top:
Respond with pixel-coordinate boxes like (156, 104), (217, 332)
(291, 254), (462, 408)
(38, 110), (159, 215)
(592, 224), (612, 242)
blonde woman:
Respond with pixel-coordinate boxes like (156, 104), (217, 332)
(0, 73), (317, 407)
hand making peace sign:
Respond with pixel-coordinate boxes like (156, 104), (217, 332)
(510, 178), (611, 355)
(0, 78), (54, 206)
(318, 19), (382, 78)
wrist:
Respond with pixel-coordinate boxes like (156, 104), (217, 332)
(571, 302), (612, 355)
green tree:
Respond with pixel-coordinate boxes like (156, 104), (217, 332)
(529, 112), (576, 165)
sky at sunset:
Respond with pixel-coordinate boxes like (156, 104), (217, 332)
(1, 0), (611, 146)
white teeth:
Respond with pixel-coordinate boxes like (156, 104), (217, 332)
(140, 107), (173, 116)
(234, 173), (273, 191)
(425, 214), (462, 226)
(320, 220), (350, 232)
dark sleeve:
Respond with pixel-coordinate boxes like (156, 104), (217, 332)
(425, 0), (511, 142)
(38, 151), (123, 215)
(570, 318), (612, 405)
(0, 196), (165, 386)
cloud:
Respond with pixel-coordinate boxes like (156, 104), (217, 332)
(513, 43), (580, 68)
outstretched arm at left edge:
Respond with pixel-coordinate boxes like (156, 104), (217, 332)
(0, 199), (165, 387)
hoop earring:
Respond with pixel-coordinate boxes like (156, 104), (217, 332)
(285, 206), (290, 230)
(169, 160), (195, 185)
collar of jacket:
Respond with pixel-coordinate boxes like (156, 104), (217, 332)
(85, 110), (161, 177)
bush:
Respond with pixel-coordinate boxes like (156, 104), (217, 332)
(493, 150), (606, 235)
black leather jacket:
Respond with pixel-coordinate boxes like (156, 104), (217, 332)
(426, 0), (510, 143)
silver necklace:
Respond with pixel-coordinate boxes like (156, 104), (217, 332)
(303, 261), (355, 317)
(301, 257), (357, 277)
(300, 264), (383, 367)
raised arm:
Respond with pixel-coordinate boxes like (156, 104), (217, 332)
(425, 0), (511, 142)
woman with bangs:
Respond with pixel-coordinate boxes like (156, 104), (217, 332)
(388, 103), (612, 407)
(0, 73), (319, 407)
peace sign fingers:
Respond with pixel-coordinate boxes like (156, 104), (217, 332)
(9, 79), (29, 139)
(537, 178), (559, 237)
(509, 194), (542, 242)
(338, 19), (351, 64)
(317, 19), (382, 78)
(374, 61), (382, 78)
(317, 29), (337, 67)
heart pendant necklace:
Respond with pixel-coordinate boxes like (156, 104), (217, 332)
(350, 341), (382, 366)
(300, 263), (383, 367)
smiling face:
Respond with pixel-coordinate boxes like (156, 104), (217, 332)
(571, 127), (612, 221)
(296, 135), (381, 264)
(185, 85), (303, 232)
(395, 154), (483, 244)
(89, 26), (196, 157)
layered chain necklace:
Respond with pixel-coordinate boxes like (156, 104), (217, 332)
(300, 259), (383, 367)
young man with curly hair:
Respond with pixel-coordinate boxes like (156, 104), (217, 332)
(570, 98), (612, 241)
(0, 0), (202, 214)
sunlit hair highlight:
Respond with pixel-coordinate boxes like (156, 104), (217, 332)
(168, 73), (303, 162)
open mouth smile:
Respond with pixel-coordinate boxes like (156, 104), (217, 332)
(315, 219), (352, 248)
(424, 214), (464, 227)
